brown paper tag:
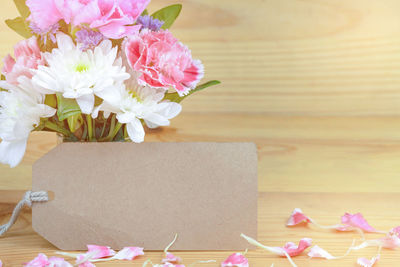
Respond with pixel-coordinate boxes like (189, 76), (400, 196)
(32, 142), (258, 250)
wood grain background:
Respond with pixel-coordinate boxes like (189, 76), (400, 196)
(1, 0), (400, 266)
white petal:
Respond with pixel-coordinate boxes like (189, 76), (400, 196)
(95, 85), (123, 106)
(127, 119), (145, 143)
(98, 39), (113, 54)
(159, 102), (182, 119)
(56, 33), (75, 51)
(144, 113), (170, 127)
(37, 104), (56, 118)
(116, 112), (135, 124)
(0, 81), (20, 91)
(76, 94), (95, 114)
(144, 121), (158, 129)
(91, 104), (101, 119)
(0, 139), (28, 168)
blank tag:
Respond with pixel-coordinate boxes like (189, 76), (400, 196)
(32, 142), (258, 250)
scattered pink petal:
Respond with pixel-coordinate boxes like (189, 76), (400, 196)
(380, 233), (400, 249)
(76, 255), (95, 267)
(162, 253), (182, 264)
(286, 208), (311, 226)
(357, 255), (380, 267)
(24, 253), (50, 267)
(277, 238), (312, 257)
(162, 264), (185, 267)
(307, 245), (335, 259)
(341, 213), (377, 233)
(86, 245), (116, 259)
(335, 225), (356, 231)
(221, 253), (249, 267)
(241, 234), (300, 267)
(352, 233), (400, 251)
(0, 259), (2, 267)
(48, 257), (73, 267)
(113, 247), (144, 260)
(390, 226), (400, 237)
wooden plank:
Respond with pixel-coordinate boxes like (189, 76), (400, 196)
(3, 115), (400, 193)
(1, 191), (399, 266)
(2, 1), (400, 114)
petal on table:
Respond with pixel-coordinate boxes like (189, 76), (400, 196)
(390, 226), (400, 237)
(48, 256), (73, 267)
(357, 256), (379, 267)
(86, 245), (116, 259)
(113, 247), (144, 260)
(308, 245), (336, 259)
(279, 238), (312, 257)
(76, 255), (96, 267)
(24, 253), (50, 267)
(341, 213), (377, 233)
(162, 253), (182, 264)
(286, 208), (311, 226)
(221, 253), (249, 267)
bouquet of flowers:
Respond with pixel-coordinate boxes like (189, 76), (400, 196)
(0, 0), (220, 168)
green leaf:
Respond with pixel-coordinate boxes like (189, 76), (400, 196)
(5, 17), (32, 38)
(163, 80), (221, 103)
(67, 114), (83, 133)
(94, 95), (103, 107)
(141, 9), (149, 16)
(13, 0), (30, 19)
(151, 4), (182, 29)
(56, 93), (81, 121)
(44, 94), (57, 108)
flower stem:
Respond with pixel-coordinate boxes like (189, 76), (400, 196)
(99, 115), (115, 142)
(123, 125), (128, 141)
(100, 118), (107, 139)
(44, 121), (74, 138)
(108, 122), (122, 141)
(86, 115), (94, 141)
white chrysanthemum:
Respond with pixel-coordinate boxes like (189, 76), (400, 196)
(32, 33), (130, 114)
(94, 78), (182, 143)
(0, 77), (55, 167)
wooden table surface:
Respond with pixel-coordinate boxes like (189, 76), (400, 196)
(2, 0), (400, 266)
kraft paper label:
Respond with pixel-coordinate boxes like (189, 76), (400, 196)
(32, 142), (258, 250)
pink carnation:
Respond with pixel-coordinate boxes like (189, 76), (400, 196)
(26, 0), (64, 31)
(26, 0), (149, 39)
(2, 36), (44, 85)
(125, 30), (204, 96)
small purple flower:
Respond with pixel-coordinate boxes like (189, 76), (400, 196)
(136, 15), (164, 32)
(75, 29), (105, 51)
(29, 22), (59, 44)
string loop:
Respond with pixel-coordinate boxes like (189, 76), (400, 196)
(0, 191), (48, 236)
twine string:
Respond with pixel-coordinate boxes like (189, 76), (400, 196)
(0, 191), (48, 236)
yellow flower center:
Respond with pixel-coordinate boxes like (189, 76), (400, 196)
(75, 63), (89, 72)
(128, 90), (142, 103)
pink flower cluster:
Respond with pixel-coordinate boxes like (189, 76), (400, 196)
(26, 0), (150, 39)
(23, 0), (204, 97)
